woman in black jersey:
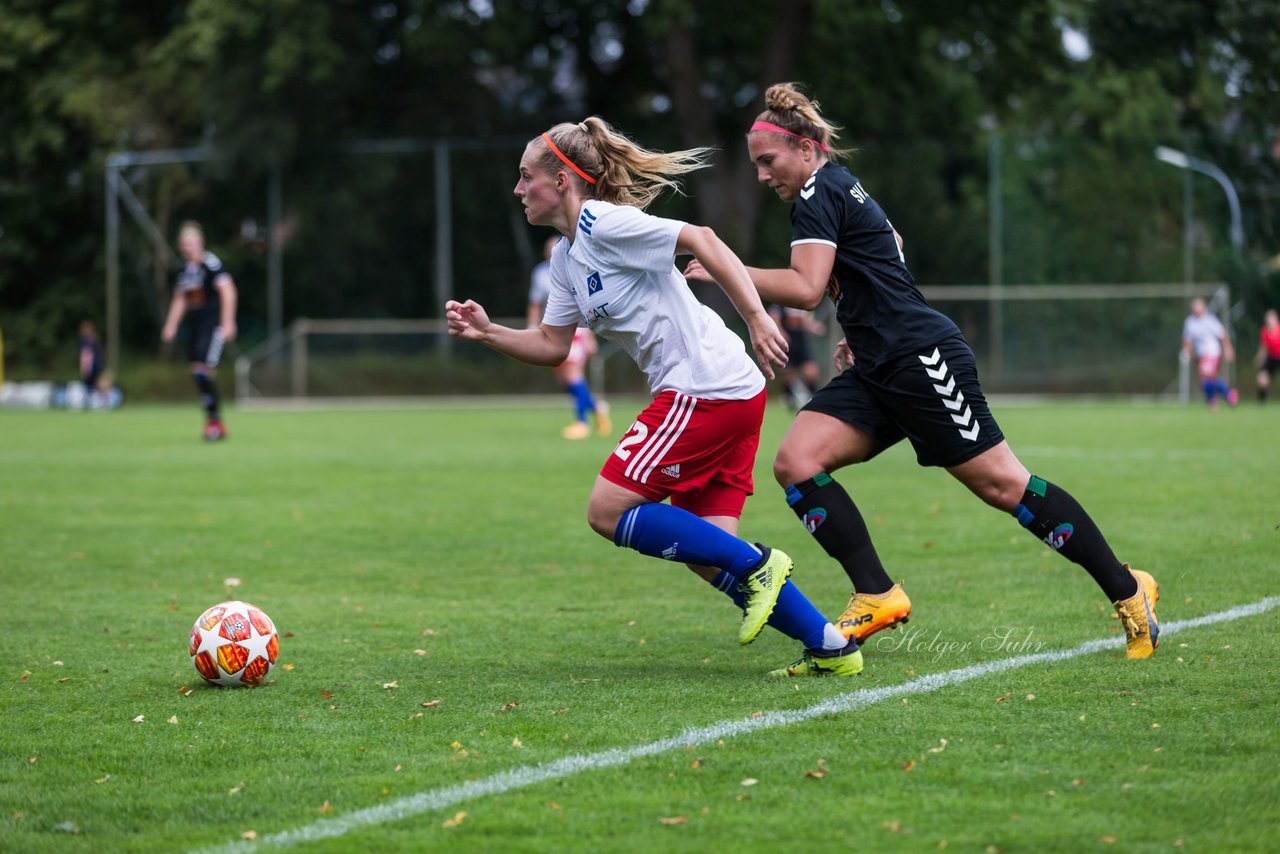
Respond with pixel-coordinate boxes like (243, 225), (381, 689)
(688, 83), (1159, 660)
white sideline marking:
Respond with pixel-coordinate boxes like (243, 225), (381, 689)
(194, 597), (1277, 854)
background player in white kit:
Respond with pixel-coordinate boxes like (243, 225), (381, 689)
(527, 233), (611, 439)
(446, 117), (863, 676)
(1182, 297), (1238, 409)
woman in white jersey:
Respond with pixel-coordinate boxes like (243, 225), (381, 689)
(446, 118), (863, 676)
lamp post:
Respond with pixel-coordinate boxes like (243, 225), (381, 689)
(1155, 146), (1244, 403)
(1154, 145), (1243, 255)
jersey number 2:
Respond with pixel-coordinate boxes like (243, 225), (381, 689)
(612, 422), (648, 460)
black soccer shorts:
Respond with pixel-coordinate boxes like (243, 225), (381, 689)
(804, 335), (1005, 468)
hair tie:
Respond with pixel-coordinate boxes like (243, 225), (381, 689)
(542, 131), (597, 185)
(577, 121), (590, 133)
(749, 120), (829, 153)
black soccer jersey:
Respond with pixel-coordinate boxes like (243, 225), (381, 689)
(791, 162), (959, 374)
(174, 252), (229, 322)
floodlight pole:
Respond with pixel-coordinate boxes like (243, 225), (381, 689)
(1154, 146), (1244, 256)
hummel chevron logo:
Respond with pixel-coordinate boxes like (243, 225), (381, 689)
(920, 348), (980, 442)
(800, 177), (816, 201)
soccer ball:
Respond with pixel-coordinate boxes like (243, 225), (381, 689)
(188, 601), (280, 687)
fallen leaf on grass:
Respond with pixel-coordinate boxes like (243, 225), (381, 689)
(512, 737), (523, 748)
(382, 681), (398, 689)
(442, 811), (467, 828)
(1100, 836), (1117, 844)
(902, 760), (917, 772)
(228, 781), (245, 795)
(805, 769), (826, 779)
(95, 774), (111, 784)
(240, 830), (256, 840)
(413, 649), (427, 656)
(20, 671), (31, 682)
(320, 689), (334, 700)
(1026, 693), (1036, 701)
(26, 755), (38, 764)
(178, 685), (194, 697)
(282, 663), (295, 671)
(658, 816), (687, 825)
(224, 577), (241, 588)
(498, 702), (519, 712)
(421, 700), (441, 708)
(927, 738), (948, 754)
(740, 778), (758, 787)
(548, 801), (561, 810)
(132, 715), (145, 724)
(168, 715), (179, 725)
(420, 628), (437, 636)
(995, 692), (1012, 703)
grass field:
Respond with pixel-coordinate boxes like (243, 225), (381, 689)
(2, 399), (1278, 852)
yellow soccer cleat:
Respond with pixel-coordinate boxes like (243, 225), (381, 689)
(736, 546), (793, 646)
(837, 583), (911, 642)
(594, 401), (612, 436)
(560, 421), (591, 440)
(1114, 565), (1159, 659)
(770, 640), (864, 677)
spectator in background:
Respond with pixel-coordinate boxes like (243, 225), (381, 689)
(769, 305), (824, 409)
(527, 233), (611, 439)
(1255, 308), (1280, 404)
(1182, 297), (1237, 410)
(161, 221), (237, 441)
(78, 320), (103, 407)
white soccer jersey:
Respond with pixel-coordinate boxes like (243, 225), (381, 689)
(1183, 312), (1226, 358)
(542, 200), (764, 400)
(527, 259), (552, 307)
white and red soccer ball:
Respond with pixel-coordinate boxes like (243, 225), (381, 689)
(189, 601), (280, 687)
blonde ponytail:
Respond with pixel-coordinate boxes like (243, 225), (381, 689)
(537, 117), (714, 209)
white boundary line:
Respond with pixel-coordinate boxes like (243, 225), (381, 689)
(194, 597), (1277, 854)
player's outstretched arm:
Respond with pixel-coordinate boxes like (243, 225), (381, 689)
(445, 299), (575, 366)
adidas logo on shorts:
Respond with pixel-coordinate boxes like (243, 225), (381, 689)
(660, 463), (681, 479)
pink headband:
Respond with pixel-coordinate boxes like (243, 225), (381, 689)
(749, 120), (829, 153)
(542, 132), (597, 185)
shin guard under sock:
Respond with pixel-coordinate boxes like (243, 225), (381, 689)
(785, 473), (893, 594)
(1012, 475), (1137, 601)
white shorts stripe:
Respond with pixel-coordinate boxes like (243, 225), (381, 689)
(206, 328), (226, 369)
(628, 394), (695, 485)
(625, 393), (693, 483)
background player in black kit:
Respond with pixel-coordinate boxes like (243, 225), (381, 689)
(687, 82), (1159, 660)
(161, 221), (238, 441)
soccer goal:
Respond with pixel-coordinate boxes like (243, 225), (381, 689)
(803, 282), (1226, 399)
(233, 317), (639, 406)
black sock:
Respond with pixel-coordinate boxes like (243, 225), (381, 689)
(193, 372), (220, 420)
(785, 472), (893, 594)
(1012, 475), (1137, 601)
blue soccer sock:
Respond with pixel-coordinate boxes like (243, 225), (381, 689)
(708, 571), (847, 650)
(565, 380), (596, 422)
(614, 503), (763, 579)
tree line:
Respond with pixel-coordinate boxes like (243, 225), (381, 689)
(2, 0), (1277, 370)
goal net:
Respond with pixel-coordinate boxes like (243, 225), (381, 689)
(235, 283), (1224, 405)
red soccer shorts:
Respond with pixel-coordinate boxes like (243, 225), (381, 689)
(599, 388), (767, 518)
